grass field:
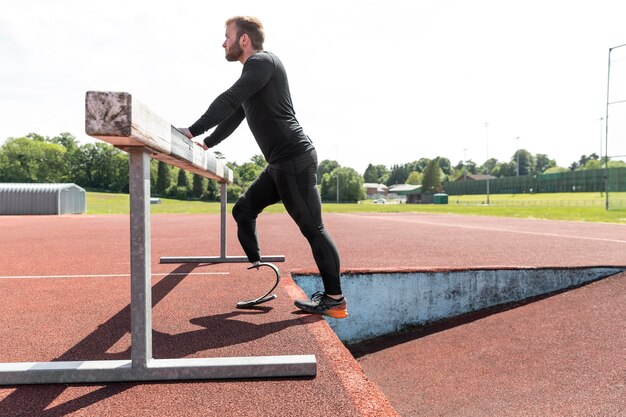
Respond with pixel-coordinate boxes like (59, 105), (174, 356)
(86, 191), (626, 224)
(449, 192), (626, 207)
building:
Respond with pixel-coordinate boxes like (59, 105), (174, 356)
(0, 183), (86, 215)
(455, 173), (496, 182)
(363, 183), (388, 199)
(387, 184), (423, 203)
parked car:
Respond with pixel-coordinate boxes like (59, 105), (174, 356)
(374, 198), (386, 204)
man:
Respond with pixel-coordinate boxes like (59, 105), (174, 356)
(179, 16), (347, 319)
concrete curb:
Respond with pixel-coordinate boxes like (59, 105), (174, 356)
(282, 273), (401, 417)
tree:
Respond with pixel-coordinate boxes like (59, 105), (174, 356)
(226, 184), (242, 202)
(578, 154), (592, 166)
(167, 168), (191, 199)
(543, 166), (568, 174)
(581, 159), (601, 170)
(609, 160), (626, 168)
(435, 157), (452, 175)
(0, 137), (67, 183)
(363, 163), (377, 183)
(363, 163), (389, 184)
(250, 154), (267, 168)
(416, 158), (431, 172)
(453, 159), (477, 179)
(492, 161), (517, 177)
(478, 158), (499, 176)
(177, 168), (189, 187)
(406, 171), (422, 185)
(108, 151), (129, 193)
(0, 133), (131, 189)
(156, 161), (171, 196)
(421, 159), (443, 193)
(24, 132), (46, 141)
(570, 154), (597, 171)
(533, 154), (556, 174)
(226, 161), (239, 186)
(50, 132), (79, 153)
(192, 173), (206, 198)
(70, 142), (123, 189)
(203, 179), (219, 201)
(386, 163), (411, 185)
(467, 160), (477, 174)
(237, 161), (264, 191)
(149, 159), (158, 194)
(320, 167), (365, 202)
(317, 159), (339, 185)
(512, 149), (533, 176)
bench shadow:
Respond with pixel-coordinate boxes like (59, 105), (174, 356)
(0, 263), (303, 417)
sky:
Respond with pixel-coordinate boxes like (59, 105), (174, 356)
(1, 0), (626, 175)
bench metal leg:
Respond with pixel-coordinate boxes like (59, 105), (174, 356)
(130, 148), (152, 369)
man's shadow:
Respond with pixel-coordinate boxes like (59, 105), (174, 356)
(0, 263), (305, 417)
(107, 308), (304, 360)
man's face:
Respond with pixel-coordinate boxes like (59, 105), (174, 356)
(223, 23), (243, 62)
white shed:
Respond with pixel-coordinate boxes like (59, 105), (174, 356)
(0, 183), (86, 215)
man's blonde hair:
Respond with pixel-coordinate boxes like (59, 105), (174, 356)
(226, 16), (265, 50)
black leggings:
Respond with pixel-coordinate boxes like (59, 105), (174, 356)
(232, 149), (342, 295)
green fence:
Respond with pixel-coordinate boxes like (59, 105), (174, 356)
(444, 168), (626, 195)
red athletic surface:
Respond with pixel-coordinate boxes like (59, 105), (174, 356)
(0, 212), (624, 416)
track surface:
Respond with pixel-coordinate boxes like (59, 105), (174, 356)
(0, 212), (624, 416)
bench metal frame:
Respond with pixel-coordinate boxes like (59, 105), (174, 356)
(160, 181), (285, 264)
(0, 92), (313, 385)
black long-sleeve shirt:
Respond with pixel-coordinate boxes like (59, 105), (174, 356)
(188, 51), (314, 164)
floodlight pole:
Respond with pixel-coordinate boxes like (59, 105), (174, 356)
(604, 43), (626, 210)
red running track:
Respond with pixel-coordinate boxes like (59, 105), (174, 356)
(0, 212), (624, 416)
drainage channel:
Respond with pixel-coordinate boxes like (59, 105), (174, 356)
(292, 267), (624, 346)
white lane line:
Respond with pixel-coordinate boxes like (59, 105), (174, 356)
(345, 214), (626, 244)
(0, 272), (230, 280)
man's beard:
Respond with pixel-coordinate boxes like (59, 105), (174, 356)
(225, 39), (243, 62)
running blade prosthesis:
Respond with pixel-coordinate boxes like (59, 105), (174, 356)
(236, 262), (281, 309)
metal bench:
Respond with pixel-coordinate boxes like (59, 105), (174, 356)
(0, 91), (314, 385)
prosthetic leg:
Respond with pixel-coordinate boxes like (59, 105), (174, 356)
(236, 262), (281, 309)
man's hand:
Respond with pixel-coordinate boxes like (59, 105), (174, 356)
(178, 127), (207, 150)
(178, 127), (193, 139)
(195, 140), (209, 150)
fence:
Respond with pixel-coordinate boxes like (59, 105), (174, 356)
(444, 167), (626, 195)
(450, 198), (626, 208)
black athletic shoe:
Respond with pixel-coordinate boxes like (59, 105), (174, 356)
(294, 292), (348, 319)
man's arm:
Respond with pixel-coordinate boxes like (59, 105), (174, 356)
(187, 55), (274, 137)
(204, 106), (245, 148)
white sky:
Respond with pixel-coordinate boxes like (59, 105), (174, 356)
(1, 0), (626, 174)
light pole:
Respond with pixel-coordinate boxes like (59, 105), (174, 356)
(485, 122), (490, 205)
(604, 43), (626, 210)
(597, 117), (604, 162)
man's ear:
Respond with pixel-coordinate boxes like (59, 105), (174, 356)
(239, 33), (249, 47)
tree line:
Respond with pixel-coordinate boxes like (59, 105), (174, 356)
(1, 133), (624, 202)
(362, 150), (626, 193)
(0, 133), (365, 202)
